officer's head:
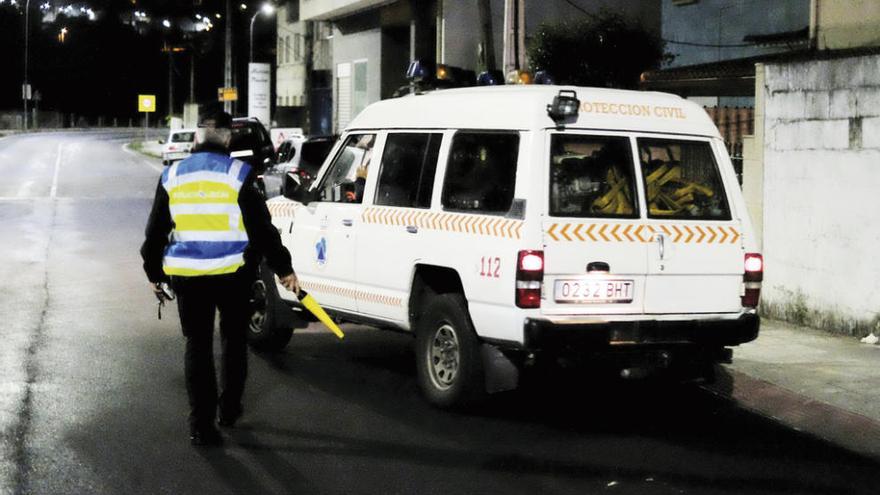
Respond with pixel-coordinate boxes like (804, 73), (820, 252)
(196, 104), (233, 150)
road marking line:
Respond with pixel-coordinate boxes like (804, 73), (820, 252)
(121, 143), (163, 173)
(50, 143), (63, 199)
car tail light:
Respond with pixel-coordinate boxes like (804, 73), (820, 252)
(742, 253), (763, 308)
(168, 145), (177, 151)
(516, 250), (543, 308)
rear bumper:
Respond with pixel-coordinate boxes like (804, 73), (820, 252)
(522, 313), (759, 352)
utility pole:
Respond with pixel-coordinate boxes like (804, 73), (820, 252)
(224, 0), (233, 113)
(23, 0), (32, 130)
(168, 47), (174, 119)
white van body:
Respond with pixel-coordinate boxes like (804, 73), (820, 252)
(259, 86), (762, 407)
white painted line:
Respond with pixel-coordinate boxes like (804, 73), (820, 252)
(121, 143), (164, 173)
(50, 143), (63, 199)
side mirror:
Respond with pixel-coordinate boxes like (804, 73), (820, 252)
(283, 173), (314, 205)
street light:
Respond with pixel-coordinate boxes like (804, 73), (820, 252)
(249, 3), (275, 63)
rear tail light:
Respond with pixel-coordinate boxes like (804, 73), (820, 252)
(742, 253), (763, 308)
(168, 145), (177, 151)
(516, 250), (543, 308)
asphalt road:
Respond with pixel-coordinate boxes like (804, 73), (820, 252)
(0, 131), (878, 495)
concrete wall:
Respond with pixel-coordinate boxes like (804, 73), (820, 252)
(662, 0), (810, 68)
(816, 0), (880, 50)
(761, 54), (880, 335)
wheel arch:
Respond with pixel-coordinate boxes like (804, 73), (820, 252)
(408, 264), (466, 330)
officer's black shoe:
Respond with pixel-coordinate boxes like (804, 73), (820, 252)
(190, 425), (223, 447)
(218, 408), (242, 428)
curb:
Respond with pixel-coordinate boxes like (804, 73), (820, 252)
(704, 368), (880, 462)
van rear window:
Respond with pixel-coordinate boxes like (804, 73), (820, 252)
(637, 138), (731, 221)
(549, 134), (638, 218)
(171, 132), (194, 143)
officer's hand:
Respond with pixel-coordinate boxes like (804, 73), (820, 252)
(151, 283), (168, 302)
(279, 273), (300, 295)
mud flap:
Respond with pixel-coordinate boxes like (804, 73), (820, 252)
(481, 344), (519, 394)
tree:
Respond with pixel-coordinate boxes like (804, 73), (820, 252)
(528, 11), (670, 89)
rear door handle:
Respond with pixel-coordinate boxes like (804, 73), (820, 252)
(342, 219), (353, 227)
(656, 233), (666, 260)
(406, 225), (419, 234)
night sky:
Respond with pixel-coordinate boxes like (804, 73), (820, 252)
(0, 0), (277, 123)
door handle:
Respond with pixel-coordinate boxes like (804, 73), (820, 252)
(406, 225), (419, 234)
(342, 219), (353, 227)
(656, 233), (666, 260)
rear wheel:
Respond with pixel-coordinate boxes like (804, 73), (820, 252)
(247, 269), (293, 351)
(415, 293), (485, 408)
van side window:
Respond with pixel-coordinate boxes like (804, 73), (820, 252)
(315, 134), (375, 203)
(637, 138), (731, 220)
(441, 132), (519, 214)
(375, 133), (442, 208)
(549, 135), (638, 218)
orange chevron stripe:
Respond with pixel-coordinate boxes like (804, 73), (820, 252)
(598, 224), (609, 241)
(670, 225), (681, 242)
(573, 224), (585, 241)
(694, 225), (706, 243)
(634, 224), (646, 243)
(585, 224), (597, 241)
(682, 226), (694, 243)
(718, 226), (729, 243)
(706, 226), (718, 243)
(729, 227), (741, 244)
(610, 224), (622, 241)
(622, 224), (634, 242)
(514, 222), (522, 239)
(557, 223), (571, 241)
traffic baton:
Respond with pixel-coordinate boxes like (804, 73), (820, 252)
(298, 289), (345, 340)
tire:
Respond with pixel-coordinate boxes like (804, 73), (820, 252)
(162, 159), (170, 166)
(247, 267), (293, 351)
(415, 293), (485, 408)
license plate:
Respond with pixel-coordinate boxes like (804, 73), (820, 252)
(554, 279), (635, 304)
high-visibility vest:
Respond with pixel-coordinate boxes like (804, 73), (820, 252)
(161, 152), (251, 277)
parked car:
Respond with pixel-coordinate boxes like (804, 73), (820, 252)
(161, 128), (196, 165)
(230, 117), (276, 174)
(257, 85), (762, 409)
(261, 135), (338, 199)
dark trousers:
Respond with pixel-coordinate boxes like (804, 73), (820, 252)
(172, 270), (253, 429)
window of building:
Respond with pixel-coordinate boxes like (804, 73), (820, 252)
(284, 36), (291, 64)
(549, 134), (639, 218)
(441, 132), (519, 214)
(352, 60), (368, 118)
(315, 133), (375, 203)
(637, 138), (731, 220)
(293, 34), (302, 62)
(375, 133), (442, 208)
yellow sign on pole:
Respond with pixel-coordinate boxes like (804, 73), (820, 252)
(217, 87), (238, 102)
(138, 94), (156, 113)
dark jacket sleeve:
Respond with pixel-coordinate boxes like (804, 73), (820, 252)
(239, 173), (294, 277)
(140, 179), (172, 283)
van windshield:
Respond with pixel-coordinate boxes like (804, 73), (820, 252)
(549, 134), (638, 218)
(637, 138), (731, 221)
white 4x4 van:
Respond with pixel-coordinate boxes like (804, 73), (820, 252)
(255, 86), (762, 408)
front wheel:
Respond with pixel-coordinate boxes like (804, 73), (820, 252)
(247, 269), (293, 351)
(415, 293), (485, 408)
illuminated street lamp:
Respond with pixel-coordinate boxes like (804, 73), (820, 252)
(249, 3), (275, 63)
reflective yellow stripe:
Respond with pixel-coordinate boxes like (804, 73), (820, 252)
(163, 263), (244, 276)
(168, 181), (239, 205)
(174, 214), (231, 231)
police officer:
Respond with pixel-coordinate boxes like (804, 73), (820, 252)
(141, 107), (298, 446)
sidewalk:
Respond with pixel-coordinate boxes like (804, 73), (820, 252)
(707, 318), (880, 460)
